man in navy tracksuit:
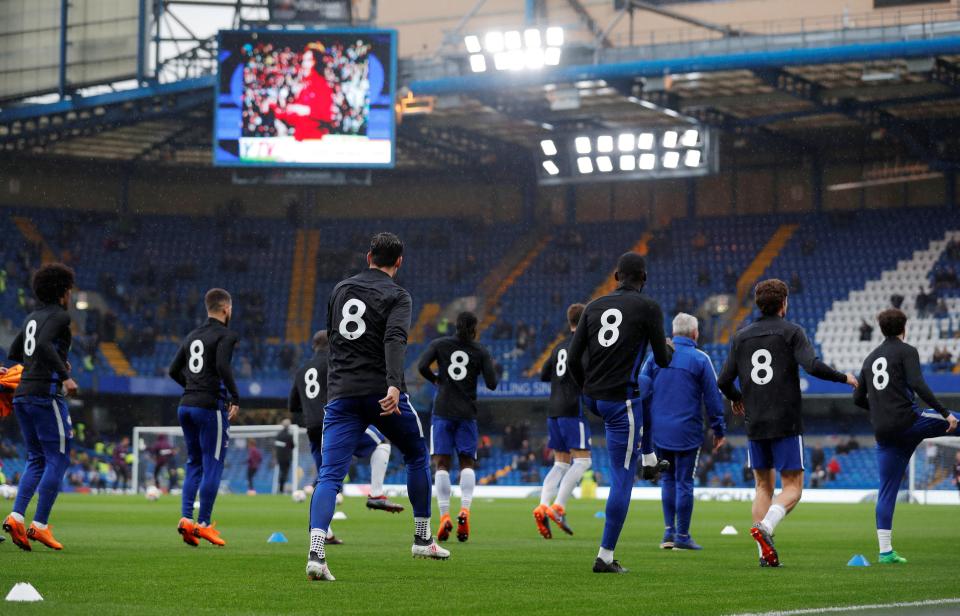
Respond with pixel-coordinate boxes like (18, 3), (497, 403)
(641, 313), (725, 551)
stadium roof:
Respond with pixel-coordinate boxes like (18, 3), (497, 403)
(2, 16), (960, 171)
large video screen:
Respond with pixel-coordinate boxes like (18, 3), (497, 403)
(215, 29), (396, 168)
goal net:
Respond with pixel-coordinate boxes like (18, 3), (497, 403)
(132, 424), (309, 495)
(909, 436), (960, 505)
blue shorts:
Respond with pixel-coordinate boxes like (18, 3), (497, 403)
(13, 395), (73, 455)
(547, 416), (591, 452)
(748, 435), (805, 472)
(430, 416), (478, 459)
(310, 425), (387, 472)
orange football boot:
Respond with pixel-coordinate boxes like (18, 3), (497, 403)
(436, 514), (454, 542)
(547, 503), (573, 535)
(178, 517), (199, 547)
(194, 522), (226, 546)
(2, 514), (30, 551)
(27, 523), (63, 550)
(456, 509), (470, 542)
(533, 504), (552, 539)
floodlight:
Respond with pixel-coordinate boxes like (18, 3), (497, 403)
(493, 52), (510, 71)
(619, 154), (636, 171)
(681, 129), (699, 147)
(485, 31), (505, 53)
(544, 47), (562, 66)
(639, 153), (656, 170)
(464, 35), (482, 54)
(663, 151), (680, 168)
(637, 133), (654, 150)
(504, 30), (522, 50)
(546, 27), (564, 47)
(469, 54), (487, 73)
(525, 48), (545, 70)
(684, 149), (702, 167)
(577, 157), (594, 174)
(543, 160), (560, 175)
(597, 135), (613, 153)
(524, 29), (542, 48)
(597, 156), (613, 172)
(540, 139), (558, 156)
(574, 136), (592, 154)
(663, 131), (678, 148)
(617, 133), (635, 151)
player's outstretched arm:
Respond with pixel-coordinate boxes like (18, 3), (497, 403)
(539, 346), (555, 383)
(792, 327), (850, 385)
(852, 367), (869, 410)
(384, 292), (412, 393)
(216, 333), (241, 409)
(168, 344), (187, 387)
(416, 340), (439, 384)
(904, 346), (950, 418)
(481, 348), (499, 391)
(288, 376), (302, 415)
(646, 303), (672, 369)
(566, 311), (588, 388)
(716, 342), (742, 403)
(700, 357), (727, 441)
(7, 331), (24, 363)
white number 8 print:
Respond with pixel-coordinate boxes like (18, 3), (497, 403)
(597, 309), (622, 348)
(188, 340), (204, 374)
(872, 357), (889, 391)
(338, 299), (367, 340)
(556, 349), (568, 377)
(750, 349), (773, 385)
(448, 351), (469, 381)
(24, 320), (37, 357)
(304, 367), (321, 399)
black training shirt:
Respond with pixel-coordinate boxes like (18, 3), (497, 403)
(853, 337), (949, 442)
(8, 303), (72, 397)
(540, 334), (584, 418)
(718, 315), (847, 440)
(417, 336), (498, 419)
(326, 268), (411, 401)
(289, 350), (327, 431)
(567, 284), (671, 401)
(168, 317), (240, 410)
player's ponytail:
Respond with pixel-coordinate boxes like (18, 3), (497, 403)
(456, 311), (478, 343)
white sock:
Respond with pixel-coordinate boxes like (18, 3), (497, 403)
(415, 517), (431, 541)
(32, 521), (47, 530)
(642, 452), (658, 467)
(460, 468), (476, 511)
(435, 470), (451, 517)
(310, 528), (326, 560)
(760, 504), (787, 535)
(878, 529), (892, 553)
(555, 457), (591, 508)
(369, 443), (390, 498)
(327, 525), (334, 537)
(598, 547), (614, 564)
(10, 512), (24, 524)
(540, 462), (569, 506)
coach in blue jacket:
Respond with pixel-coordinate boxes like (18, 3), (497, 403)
(640, 313), (725, 551)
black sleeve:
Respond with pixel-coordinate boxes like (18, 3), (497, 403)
(168, 344), (187, 387)
(417, 341), (439, 384)
(216, 333), (241, 406)
(792, 327), (847, 383)
(384, 291), (412, 391)
(539, 348), (555, 383)
(7, 330), (24, 363)
(288, 378), (302, 415)
(567, 311), (588, 388)
(853, 367), (869, 410)
(905, 346), (948, 416)
(36, 312), (71, 381)
(717, 339), (742, 402)
(646, 302), (672, 369)
(481, 348), (499, 391)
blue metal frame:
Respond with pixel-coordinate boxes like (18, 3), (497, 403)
(212, 27), (398, 170)
(58, 0), (69, 99)
(410, 36), (960, 95)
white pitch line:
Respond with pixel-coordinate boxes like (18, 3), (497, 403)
(729, 597), (960, 616)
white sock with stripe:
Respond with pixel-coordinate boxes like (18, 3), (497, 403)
(555, 457), (591, 508)
(760, 504), (786, 535)
(459, 468), (476, 511)
(369, 443), (390, 498)
(539, 462), (569, 506)
(435, 470), (451, 517)
(878, 529), (893, 553)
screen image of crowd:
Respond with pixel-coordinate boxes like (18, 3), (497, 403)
(240, 39), (371, 140)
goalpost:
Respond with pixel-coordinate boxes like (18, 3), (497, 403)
(909, 436), (960, 505)
(132, 424), (308, 495)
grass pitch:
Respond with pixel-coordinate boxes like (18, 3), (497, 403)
(0, 493), (957, 615)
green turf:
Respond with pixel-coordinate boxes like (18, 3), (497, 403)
(0, 493), (956, 615)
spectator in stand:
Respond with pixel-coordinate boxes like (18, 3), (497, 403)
(113, 436), (132, 492)
(890, 293), (905, 309)
(724, 266), (738, 292)
(932, 347), (954, 372)
(246, 439), (262, 494)
(934, 298), (949, 320)
(790, 272), (803, 294)
(692, 231), (708, 252)
(811, 445), (826, 470)
(810, 465), (827, 488)
(697, 267), (711, 288)
(826, 457), (841, 481)
(915, 287), (931, 318)
(860, 319), (874, 342)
